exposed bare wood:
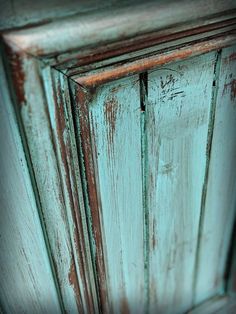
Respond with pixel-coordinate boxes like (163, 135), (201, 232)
(75, 31), (236, 88)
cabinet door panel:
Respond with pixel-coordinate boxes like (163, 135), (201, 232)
(73, 51), (236, 313)
(147, 53), (216, 313)
(194, 45), (236, 304)
(77, 76), (145, 313)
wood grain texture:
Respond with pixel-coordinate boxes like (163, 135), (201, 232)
(194, 45), (236, 305)
(72, 76), (146, 313)
(0, 53), (61, 313)
(146, 52), (217, 313)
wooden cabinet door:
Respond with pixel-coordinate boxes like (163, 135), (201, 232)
(2, 3), (236, 313)
(69, 47), (236, 313)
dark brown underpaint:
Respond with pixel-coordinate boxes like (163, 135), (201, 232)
(76, 31), (236, 88)
(120, 296), (130, 314)
(76, 87), (110, 313)
(104, 96), (118, 147)
(52, 73), (97, 313)
(3, 44), (26, 106)
(51, 73), (83, 313)
(223, 79), (236, 101)
(68, 258), (83, 311)
(229, 52), (236, 61)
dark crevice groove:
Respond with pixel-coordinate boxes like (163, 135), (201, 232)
(140, 72), (149, 313)
(192, 49), (222, 306)
(140, 72), (148, 112)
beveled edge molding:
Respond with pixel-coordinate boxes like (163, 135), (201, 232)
(2, 1), (236, 57)
(1, 36), (100, 314)
(74, 30), (236, 88)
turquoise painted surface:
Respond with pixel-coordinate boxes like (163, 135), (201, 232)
(88, 76), (145, 313)
(20, 58), (80, 313)
(194, 45), (236, 304)
(1, 0), (236, 311)
(71, 49), (236, 312)
(42, 67), (98, 313)
(2, 23), (236, 313)
(0, 51), (61, 313)
(146, 53), (216, 313)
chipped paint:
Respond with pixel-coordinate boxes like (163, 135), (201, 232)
(4, 44), (26, 106)
(120, 296), (130, 314)
(75, 86), (110, 313)
(223, 79), (236, 101)
(68, 259), (81, 311)
(76, 32), (236, 87)
(104, 96), (118, 146)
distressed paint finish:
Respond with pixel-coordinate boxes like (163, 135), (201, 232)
(0, 55), (61, 313)
(194, 45), (236, 304)
(3, 42), (98, 313)
(3, 1), (235, 56)
(41, 67), (99, 313)
(18, 56), (81, 313)
(146, 53), (217, 313)
(74, 32), (236, 88)
(2, 4), (236, 312)
(72, 77), (145, 313)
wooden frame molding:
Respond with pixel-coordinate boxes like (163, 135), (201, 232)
(1, 3), (236, 312)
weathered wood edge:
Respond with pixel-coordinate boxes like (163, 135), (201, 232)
(2, 1), (236, 56)
(74, 30), (236, 88)
(63, 19), (236, 76)
(1, 44), (68, 312)
(69, 80), (110, 314)
(192, 50), (223, 305)
(46, 68), (100, 313)
(1, 41), (99, 313)
(0, 42), (62, 314)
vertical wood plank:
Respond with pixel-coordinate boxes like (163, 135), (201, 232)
(4, 47), (85, 312)
(0, 54), (61, 313)
(42, 67), (99, 313)
(75, 77), (145, 313)
(195, 45), (236, 304)
(146, 53), (216, 313)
